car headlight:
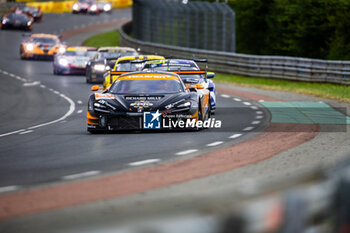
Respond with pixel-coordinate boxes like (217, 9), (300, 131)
(93, 102), (106, 108)
(27, 21), (32, 26)
(58, 58), (68, 66)
(177, 101), (191, 108)
(73, 3), (79, 10)
(93, 64), (105, 72)
(90, 4), (97, 11)
(104, 4), (111, 11)
(165, 101), (191, 110)
(2, 19), (8, 24)
(59, 46), (66, 54)
(26, 43), (34, 51)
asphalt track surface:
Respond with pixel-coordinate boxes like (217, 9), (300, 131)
(0, 10), (269, 188)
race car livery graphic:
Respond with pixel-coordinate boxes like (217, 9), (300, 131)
(87, 71), (213, 133)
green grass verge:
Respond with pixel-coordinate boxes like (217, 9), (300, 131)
(82, 30), (120, 48)
(215, 73), (350, 103)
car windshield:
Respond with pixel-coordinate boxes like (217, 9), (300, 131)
(180, 74), (203, 84)
(110, 79), (183, 94)
(9, 13), (27, 20)
(64, 50), (96, 57)
(32, 37), (58, 45)
(21, 6), (37, 12)
(116, 61), (145, 71)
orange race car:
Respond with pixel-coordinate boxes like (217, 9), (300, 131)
(20, 34), (66, 60)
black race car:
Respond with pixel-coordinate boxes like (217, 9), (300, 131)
(14, 6), (43, 22)
(85, 46), (138, 83)
(0, 13), (34, 31)
(87, 71), (211, 133)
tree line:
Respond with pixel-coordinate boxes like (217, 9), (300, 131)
(198, 0), (350, 60)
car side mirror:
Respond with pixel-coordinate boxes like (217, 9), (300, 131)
(195, 84), (205, 89)
(91, 85), (100, 91)
(207, 72), (215, 79)
(186, 84), (204, 90)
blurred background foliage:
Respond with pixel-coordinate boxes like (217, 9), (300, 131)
(196, 0), (350, 60)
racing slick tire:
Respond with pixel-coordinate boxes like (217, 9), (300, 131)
(20, 48), (27, 60)
(86, 70), (92, 83)
(53, 67), (61, 75)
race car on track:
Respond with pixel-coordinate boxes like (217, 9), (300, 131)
(87, 71), (211, 133)
(85, 46), (138, 83)
(143, 59), (216, 114)
(0, 13), (34, 31)
(102, 55), (165, 89)
(96, 1), (112, 13)
(53, 46), (97, 75)
(20, 34), (66, 60)
(13, 5), (43, 22)
(72, 0), (100, 14)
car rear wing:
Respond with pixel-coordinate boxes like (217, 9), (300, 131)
(110, 70), (207, 76)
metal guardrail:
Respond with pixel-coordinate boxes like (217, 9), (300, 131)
(120, 22), (350, 84)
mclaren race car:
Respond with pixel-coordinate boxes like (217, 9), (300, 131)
(13, 5), (43, 22)
(143, 59), (216, 114)
(20, 33), (66, 60)
(102, 55), (165, 89)
(85, 46), (138, 83)
(0, 13), (34, 31)
(87, 71), (211, 133)
(53, 46), (97, 75)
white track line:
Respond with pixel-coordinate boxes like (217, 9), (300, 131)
(77, 100), (83, 104)
(251, 121), (261, 125)
(27, 95), (75, 130)
(129, 159), (160, 166)
(229, 133), (242, 139)
(206, 141), (224, 147)
(0, 129), (26, 138)
(19, 130), (33, 135)
(23, 81), (40, 87)
(176, 149), (198, 155)
(233, 98), (241, 101)
(256, 111), (263, 114)
(0, 186), (19, 193)
(256, 115), (264, 119)
(243, 102), (251, 106)
(77, 110), (83, 114)
(220, 94), (230, 98)
(62, 171), (101, 180)
(250, 106), (258, 110)
(243, 126), (254, 131)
